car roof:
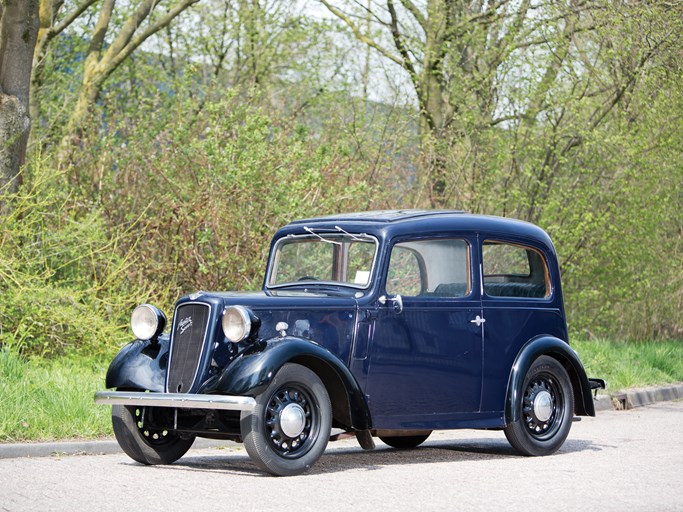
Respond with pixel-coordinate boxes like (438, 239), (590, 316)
(278, 210), (554, 250)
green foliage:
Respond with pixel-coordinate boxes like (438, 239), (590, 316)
(401, 2), (683, 341)
(65, 88), (401, 310)
(573, 339), (683, 392)
(16, 0), (683, 344)
(0, 350), (111, 442)
(0, 161), (147, 357)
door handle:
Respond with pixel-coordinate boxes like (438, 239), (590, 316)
(470, 315), (486, 327)
(379, 294), (403, 314)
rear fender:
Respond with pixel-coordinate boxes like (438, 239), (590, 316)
(505, 336), (595, 423)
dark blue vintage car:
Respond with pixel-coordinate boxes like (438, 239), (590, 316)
(95, 210), (604, 475)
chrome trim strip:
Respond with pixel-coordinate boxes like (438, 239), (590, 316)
(94, 391), (256, 412)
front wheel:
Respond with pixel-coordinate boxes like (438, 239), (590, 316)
(241, 363), (332, 476)
(112, 404), (195, 464)
(504, 355), (574, 456)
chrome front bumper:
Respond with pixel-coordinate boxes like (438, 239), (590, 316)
(94, 391), (256, 412)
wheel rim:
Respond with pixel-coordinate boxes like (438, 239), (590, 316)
(265, 385), (319, 458)
(522, 374), (564, 441)
(133, 407), (176, 447)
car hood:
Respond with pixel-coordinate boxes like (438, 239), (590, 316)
(174, 289), (360, 361)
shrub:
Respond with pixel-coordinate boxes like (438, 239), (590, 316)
(0, 161), (147, 357)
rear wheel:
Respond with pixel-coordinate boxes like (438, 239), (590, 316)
(379, 432), (431, 449)
(241, 363), (331, 476)
(504, 356), (574, 456)
(112, 404), (195, 464)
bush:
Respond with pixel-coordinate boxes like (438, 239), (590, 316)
(74, 90), (400, 306)
(0, 161), (147, 357)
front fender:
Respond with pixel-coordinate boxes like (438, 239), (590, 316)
(104, 335), (169, 392)
(207, 336), (371, 430)
(505, 336), (595, 423)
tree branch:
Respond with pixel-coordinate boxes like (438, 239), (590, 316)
(52, 0), (99, 37)
(398, 0), (426, 32)
(107, 0), (201, 76)
(86, 0), (115, 61)
(319, 0), (403, 67)
(386, 0), (418, 77)
(105, 0), (158, 61)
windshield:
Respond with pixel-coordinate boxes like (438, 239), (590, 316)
(268, 233), (378, 289)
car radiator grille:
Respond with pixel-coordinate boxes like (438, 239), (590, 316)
(167, 302), (211, 393)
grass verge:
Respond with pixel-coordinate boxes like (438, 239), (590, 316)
(0, 350), (112, 443)
(572, 338), (683, 392)
(1, 339), (681, 443)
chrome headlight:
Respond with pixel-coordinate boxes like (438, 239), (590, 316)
(131, 304), (166, 340)
(222, 306), (260, 343)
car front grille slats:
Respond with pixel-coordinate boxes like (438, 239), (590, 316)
(167, 303), (211, 393)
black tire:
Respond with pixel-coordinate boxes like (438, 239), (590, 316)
(504, 355), (574, 456)
(379, 432), (432, 449)
(112, 404), (195, 465)
(241, 363), (332, 476)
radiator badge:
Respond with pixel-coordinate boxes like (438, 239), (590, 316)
(177, 316), (193, 335)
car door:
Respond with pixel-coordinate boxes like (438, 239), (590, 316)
(478, 238), (568, 412)
(364, 237), (484, 429)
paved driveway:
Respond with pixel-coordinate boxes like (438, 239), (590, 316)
(1, 401), (681, 512)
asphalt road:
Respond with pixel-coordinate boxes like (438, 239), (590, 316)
(1, 401), (681, 512)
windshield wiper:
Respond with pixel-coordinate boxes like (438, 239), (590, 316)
(333, 225), (371, 241)
(302, 226), (372, 244)
(303, 227), (342, 245)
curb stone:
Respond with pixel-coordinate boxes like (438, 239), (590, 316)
(2, 383), (681, 460)
(610, 382), (683, 410)
(0, 438), (235, 460)
(592, 382), (683, 412)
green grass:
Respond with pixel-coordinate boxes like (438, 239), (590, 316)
(1, 339), (681, 443)
(572, 339), (683, 392)
(0, 350), (112, 442)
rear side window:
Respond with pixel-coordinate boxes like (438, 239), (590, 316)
(387, 239), (470, 297)
(482, 242), (550, 298)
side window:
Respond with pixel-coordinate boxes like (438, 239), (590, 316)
(386, 246), (423, 296)
(482, 241), (549, 298)
(387, 239), (470, 297)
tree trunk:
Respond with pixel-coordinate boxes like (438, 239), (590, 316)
(30, 0), (99, 139)
(0, 0), (40, 199)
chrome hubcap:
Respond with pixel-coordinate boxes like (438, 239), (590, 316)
(533, 390), (553, 422)
(280, 403), (306, 438)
